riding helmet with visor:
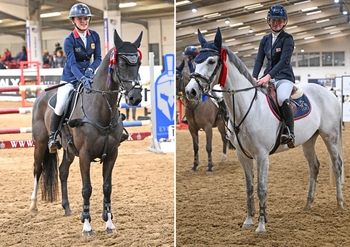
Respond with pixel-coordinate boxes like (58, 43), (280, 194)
(182, 46), (199, 58)
(69, 3), (92, 19)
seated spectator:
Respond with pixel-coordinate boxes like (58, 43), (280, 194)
(53, 49), (66, 68)
(53, 42), (62, 55)
(42, 49), (51, 68)
(16, 46), (27, 61)
(2, 48), (12, 62)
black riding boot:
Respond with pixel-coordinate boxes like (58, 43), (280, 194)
(218, 100), (228, 120)
(280, 99), (295, 148)
(48, 112), (61, 153)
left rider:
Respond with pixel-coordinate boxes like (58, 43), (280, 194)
(48, 3), (101, 153)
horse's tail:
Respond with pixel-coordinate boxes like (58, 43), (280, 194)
(329, 119), (345, 186)
(40, 148), (59, 202)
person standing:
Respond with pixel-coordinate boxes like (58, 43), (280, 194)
(48, 3), (101, 153)
(252, 4), (296, 148)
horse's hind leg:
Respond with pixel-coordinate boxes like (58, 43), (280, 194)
(217, 121), (227, 165)
(302, 132), (320, 211)
(59, 150), (75, 216)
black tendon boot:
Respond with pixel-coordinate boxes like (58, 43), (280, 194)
(48, 112), (61, 153)
(280, 99), (295, 148)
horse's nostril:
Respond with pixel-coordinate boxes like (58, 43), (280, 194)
(191, 89), (197, 97)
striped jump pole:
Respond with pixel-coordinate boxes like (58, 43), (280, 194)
(0, 107), (33, 114)
(120, 102), (151, 108)
(124, 120), (151, 127)
(0, 85), (51, 93)
(0, 127), (32, 134)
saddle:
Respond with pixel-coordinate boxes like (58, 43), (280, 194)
(267, 83), (311, 121)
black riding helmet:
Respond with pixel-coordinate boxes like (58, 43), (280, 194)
(267, 4), (288, 32)
(182, 46), (199, 58)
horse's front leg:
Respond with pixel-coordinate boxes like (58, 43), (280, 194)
(218, 122), (227, 166)
(59, 150), (75, 216)
(79, 156), (93, 236)
(102, 155), (117, 234)
(189, 128), (199, 172)
(237, 152), (255, 229)
(204, 126), (214, 174)
(255, 155), (270, 234)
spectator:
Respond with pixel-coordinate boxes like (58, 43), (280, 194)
(16, 46), (27, 61)
(53, 49), (66, 68)
(2, 48), (12, 62)
(42, 49), (51, 68)
(53, 42), (62, 55)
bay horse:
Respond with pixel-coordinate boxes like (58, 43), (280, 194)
(176, 61), (233, 174)
(185, 27), (344, 233)
(29, 30), (143, 236)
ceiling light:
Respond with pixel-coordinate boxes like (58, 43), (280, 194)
(254, 32), (266, 36)
(316, 19), (330, 23)
(238, 26), (249, 30)
(296, 32), (307, 35)
(204, 33), (216, 37)
(324, 25), (337, 29)
(301, 48), (305, 52)
(0, 20), (3, 23)
(304, 36), (315, 40)
(301, 6), (318, 12)
(229, 22), (243, 27)
(343, 10), (348, 15)
(176, 22), (182, 25)
(203, 13), (221, 18)
(194, 30), (207, 34)
(176, 0), (191, 6)
(119, 2), (137, 8)
(294, 0), (311, 5)
(243, 54), (252, 57)
(334, 0), (339, 3)
(306, 10), (322, 15)
(244, 4), (263, 10)
(225, 19), (230, 24)
(286, 25), (298, 30)
(191, 8), (197, 13)
(330, 31), (341, 34)
(248, 28), (253, 33)
(225, 38), (236, 42)
(40, 12), (61, 18)
(242, 43), (251, 47)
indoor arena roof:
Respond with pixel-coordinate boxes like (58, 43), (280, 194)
(0, 0), (174, 39)
(176, 0), (350, 66)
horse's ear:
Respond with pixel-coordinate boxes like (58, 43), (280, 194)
(114, 29), (123, 49)
(197, 29), (207, 48)
(214, 27), (222, 50)
(133, 31), (143, 48)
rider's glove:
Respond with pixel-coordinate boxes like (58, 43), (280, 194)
(85, 68), (94, 80)
(80, 76), (92, 94)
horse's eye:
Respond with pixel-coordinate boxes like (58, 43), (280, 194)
(208, 58), (216, 65)
(119, 61), (127, 69)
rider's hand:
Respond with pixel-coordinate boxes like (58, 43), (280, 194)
(80, 76), (92, 94)
(84, 68), (94, 80)
(256, 74), (271, 87)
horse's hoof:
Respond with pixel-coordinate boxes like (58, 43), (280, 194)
(64, 209), (72, 216)
(206, 171), (213, 175)
(106, 228), (115, 234)
(242, 223), (254, 229)
(190, 169), (197, 173)
(82, 230), (94, 237)
(30, 208), (38, 214)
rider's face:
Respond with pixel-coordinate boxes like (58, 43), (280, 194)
(72, 16), (90, 31)
(268, 18), (286, 31)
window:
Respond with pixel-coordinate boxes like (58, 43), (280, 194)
(309, 52), (320, 66)
(334, 51), (345, 66)
(297, 52), (308, 67)
(322, 52), (333, 66)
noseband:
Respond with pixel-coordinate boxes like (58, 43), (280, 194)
(189, 48), (222, 92)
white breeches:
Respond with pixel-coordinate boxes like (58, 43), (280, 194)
(54, 81), (73, 116)
(271, 79), (294, 106)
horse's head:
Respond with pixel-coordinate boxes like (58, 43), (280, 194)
(111, 29), (143, 106)
(176, 60), (190, 98)
(185, 27), (224, 101)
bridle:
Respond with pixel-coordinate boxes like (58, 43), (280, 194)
(189, 48), (222, 92)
